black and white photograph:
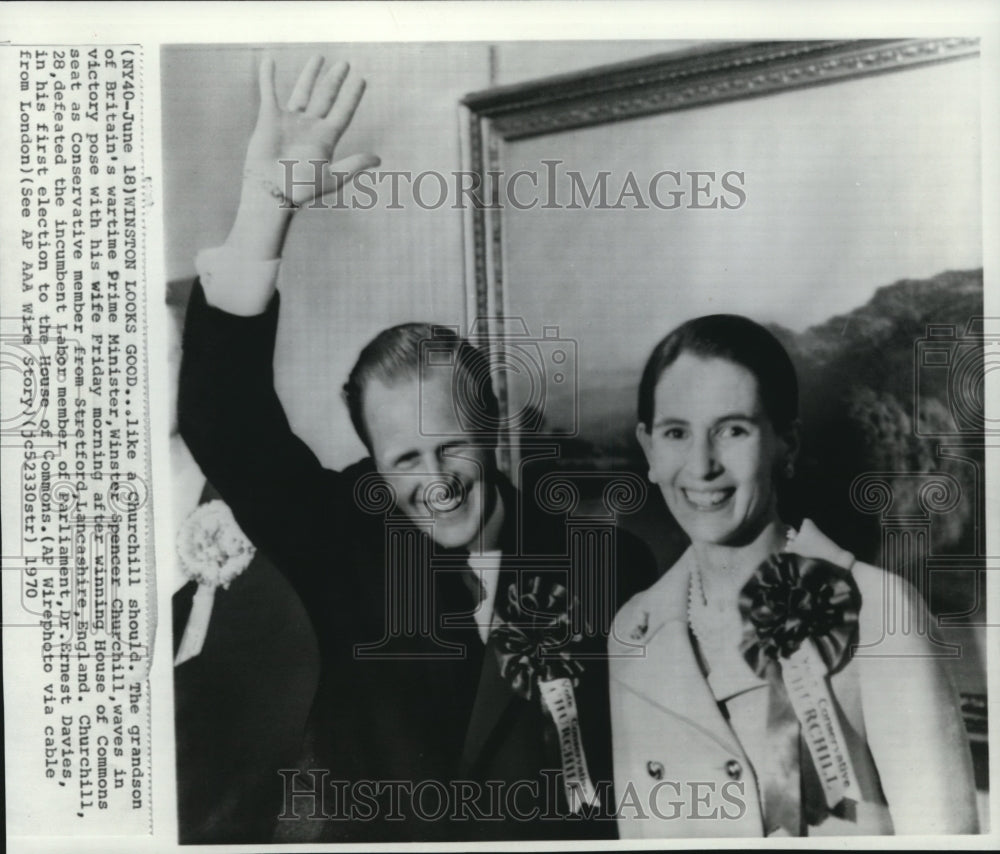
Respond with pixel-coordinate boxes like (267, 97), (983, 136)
(162, 37), (988, 843)
(1, 3), (997, 852)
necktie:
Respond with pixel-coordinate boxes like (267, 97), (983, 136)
(437, 561), (486, 648)
(460, 564), (487, 610)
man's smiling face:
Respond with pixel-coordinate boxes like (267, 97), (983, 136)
(364, 369), (494, 550)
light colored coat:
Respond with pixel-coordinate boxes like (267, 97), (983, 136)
(609, 526), (978, 838)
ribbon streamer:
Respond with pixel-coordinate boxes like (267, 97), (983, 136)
(539, 677), (599, 813)
(738, 552), (863, 819)
(491, 576), (596, 813)
(174, 584), (216, 666)
(782, 639), (860, 808)
(759, 660), (803, 835)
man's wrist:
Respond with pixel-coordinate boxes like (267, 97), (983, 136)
(241, 169), (300, 211)
(196, 246), (281, 317)
(224, 183), (296, 262)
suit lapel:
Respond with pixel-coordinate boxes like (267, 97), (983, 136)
(459, 631), (519, 774)
(459, 493), (534, 776)
(612, 550), (744, 756)
(460, 475), (608, 777)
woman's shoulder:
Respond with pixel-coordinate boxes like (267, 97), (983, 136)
(788, 521), (920, 606)
(611, 588), (650, 641)
(846, 559), (888, 603)
(609, 550), (691, 652)
(850, 559), (939, 661)
(845, 556), (930, 625)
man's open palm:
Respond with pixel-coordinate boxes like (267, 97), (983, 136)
(245, 55), (380, 206)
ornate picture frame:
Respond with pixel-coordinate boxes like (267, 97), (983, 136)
(459, 38), (980, 473)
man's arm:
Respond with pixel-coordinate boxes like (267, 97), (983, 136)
(179, 279), (333, 573)
(178, 55), (380, 576)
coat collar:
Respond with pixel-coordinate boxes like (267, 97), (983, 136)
(611, 548), (744, 756)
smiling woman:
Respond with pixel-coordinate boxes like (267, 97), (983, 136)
(609, 314), (979, 838)
(636, 315), (798, 548)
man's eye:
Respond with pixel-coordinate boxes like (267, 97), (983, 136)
(394, 456), (419, 471)
(718, 423), (750, 439)
(660, 427), (686, 440)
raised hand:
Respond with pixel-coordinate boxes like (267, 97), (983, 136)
(211, 55), (381, 311)
(244, 55), (381, 208)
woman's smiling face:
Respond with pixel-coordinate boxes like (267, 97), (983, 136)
(638, 352), (792, 547)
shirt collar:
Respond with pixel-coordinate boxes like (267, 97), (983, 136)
(467, 488), (504, 642)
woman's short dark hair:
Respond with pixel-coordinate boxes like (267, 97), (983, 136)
(342, 323), (499, 453)
(637, 314), (798, 433)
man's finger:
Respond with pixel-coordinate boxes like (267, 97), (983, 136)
(286, 55), (325, 112)
(321, 152), (382, 199)
(322, 75), (367, 141)
(257, 54), (279, 117)
(305, 61), (350, 118)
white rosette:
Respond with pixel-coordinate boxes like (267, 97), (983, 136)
(174, 499), (256, 666)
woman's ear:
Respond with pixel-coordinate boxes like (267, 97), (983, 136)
(635, 423), (656, 482)
(780, 419), (802, 472)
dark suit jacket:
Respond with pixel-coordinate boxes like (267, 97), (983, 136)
(178, 282), (655, 842)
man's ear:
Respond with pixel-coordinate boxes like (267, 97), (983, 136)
(635, 423), (656, 481)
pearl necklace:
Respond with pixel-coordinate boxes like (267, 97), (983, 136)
(688, 526), (797, 642)
(687, 561), (745, 670)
